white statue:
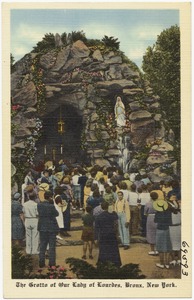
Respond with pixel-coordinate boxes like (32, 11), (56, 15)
(114, 96), (126, 127)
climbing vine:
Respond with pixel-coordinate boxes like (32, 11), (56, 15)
(11, 118), (42, 189)
(11, 104), (21, 136)
(31, 56), (46, 112)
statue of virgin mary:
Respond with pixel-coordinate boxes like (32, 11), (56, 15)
(114, 96), (126, 127)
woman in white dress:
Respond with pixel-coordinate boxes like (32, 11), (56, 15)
(54, 195), (66, 240)
(114, 96), (126, 127)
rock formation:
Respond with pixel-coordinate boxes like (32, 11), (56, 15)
(11, 36), (178, 182)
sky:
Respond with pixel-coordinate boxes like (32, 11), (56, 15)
(11, 9), (179, 68)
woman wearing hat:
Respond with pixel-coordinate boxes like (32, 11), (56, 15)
(154, 199), (172, 269)
(11, 192), (25, 246)
(21, 170), (35, 204)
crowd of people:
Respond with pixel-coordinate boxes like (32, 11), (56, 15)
(11, 159), (181, 270)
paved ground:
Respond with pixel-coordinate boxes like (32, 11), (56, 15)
(31, 210), (181, 279)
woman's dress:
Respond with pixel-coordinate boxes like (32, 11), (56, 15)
(11, 200), (25, 240)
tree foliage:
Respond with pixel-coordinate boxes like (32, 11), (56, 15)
(85, 38), (104, 48)
(11, 53), (15, 73)
(142, 25), (180, 140)
(12, 245), (33, 278)
(66, 257), (146, 279)
(70, 30), (87, 43)
(61, 32), (67, 45)
(32, 33), (56, 53)
(102, 35), (120, 50)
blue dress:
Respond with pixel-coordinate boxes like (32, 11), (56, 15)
(11, 200), (25, 240)
(144, 201), (157, 244)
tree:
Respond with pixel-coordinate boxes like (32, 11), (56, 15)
(11, 53), (15, 73)
(32, 33), (55, 53)
(102, 35), (120, 50)
(142, 25), (180, 140)
(70, 30), (87, 43)
(61, 32), (67, 45)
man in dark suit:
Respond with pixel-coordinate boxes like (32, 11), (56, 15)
(37, 190), (59, 268)
(95, 201), (121, 267)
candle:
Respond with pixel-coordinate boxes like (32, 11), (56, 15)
(60, 145), (63, 154)
(44, 145), (47, 155)
(52, 149), (56, 161)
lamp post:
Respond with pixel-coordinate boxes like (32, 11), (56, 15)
(52, 148), (56, 162)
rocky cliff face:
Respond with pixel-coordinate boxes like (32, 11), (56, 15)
(11, 39), (177, 182)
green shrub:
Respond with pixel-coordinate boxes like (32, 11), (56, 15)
(12, 245), (33, 279)
(32, 33), (55, 53)
(102, 35), (120, 50)
(71, 30), (87, 44)
(66, 258), (146, 279)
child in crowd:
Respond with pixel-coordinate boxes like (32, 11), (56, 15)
(81, 206), (94, 259)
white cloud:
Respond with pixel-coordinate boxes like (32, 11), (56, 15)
(127, 48), (145, 60)
(17, 23), (51, 42)
(12, 45), (30, 57)
(12, 23), (67, 61)
(130, 24), (164, 41)
(119, 24), (165, 63)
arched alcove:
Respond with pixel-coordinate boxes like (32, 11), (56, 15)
(34, 104), (86, 164)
